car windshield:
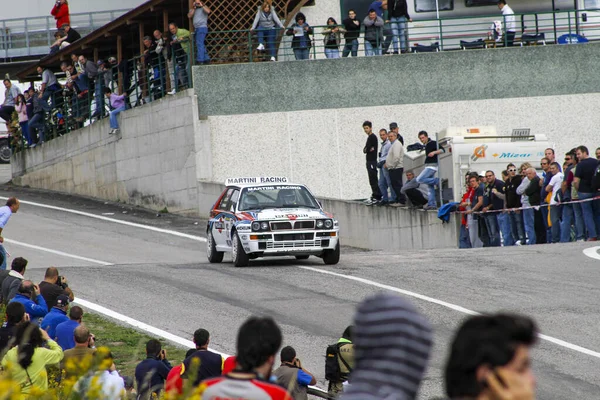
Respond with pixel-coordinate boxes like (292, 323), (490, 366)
(238, 185), (320, 211)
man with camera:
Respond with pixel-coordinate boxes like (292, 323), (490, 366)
(188, 0), (211, 65)
(62, 325), (97, 378)
(135, 339), (172, 399)
(39, 267), (74, 311)
(9, 280), (48, 325)
(273, 346), (316, 400)
(40, 294), (70, 339)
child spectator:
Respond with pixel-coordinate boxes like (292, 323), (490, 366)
(15, 94), (31, 146)
(103, 87), (127, 135)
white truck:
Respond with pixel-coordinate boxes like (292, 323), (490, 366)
(404, 126), (551, 203)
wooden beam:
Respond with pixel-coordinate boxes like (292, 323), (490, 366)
(127, 20), (142, 25)
(163, 9), (169, 33)
(93, 47), (99, 63)
(139, 24), (145, 55)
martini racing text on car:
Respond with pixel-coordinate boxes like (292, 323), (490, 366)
(206, 177), (340, 267)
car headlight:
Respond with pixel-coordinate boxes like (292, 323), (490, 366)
(316, 220), (324, 228)
(261, 222), (269, 230)
(324, 219), (333, 229)
(251, 222), (261, 231)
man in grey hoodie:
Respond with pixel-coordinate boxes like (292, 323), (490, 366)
(341, 292), (432, 400)
(363, 9), (384, 56)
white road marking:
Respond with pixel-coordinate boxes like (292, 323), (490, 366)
(299, 265), (600, 360)
(6, 196), (600, 360)
(583, 246), (600, 261)
(5, 238), (113, 266)
(0, 196), (207, 243)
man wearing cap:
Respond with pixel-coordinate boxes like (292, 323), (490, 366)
(388, 122), (404, 145)
(40, 294), (70, 339)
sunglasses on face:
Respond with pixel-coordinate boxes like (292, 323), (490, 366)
(508, 168), (516, 172)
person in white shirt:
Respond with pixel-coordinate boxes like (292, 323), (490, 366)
(498, 0), (516, 46)
(546, 162), (564, 243)
(73, 351), (125, 399)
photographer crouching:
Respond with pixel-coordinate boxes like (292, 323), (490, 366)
(39, 267), (75, 311)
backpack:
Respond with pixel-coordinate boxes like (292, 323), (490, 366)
(325, 343), (352, 381)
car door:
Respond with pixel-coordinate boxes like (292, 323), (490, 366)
(211, 188), (233, 249)
(225, 189), (240, 246)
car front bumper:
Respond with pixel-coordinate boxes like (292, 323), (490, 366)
(237, 230), (339, 256)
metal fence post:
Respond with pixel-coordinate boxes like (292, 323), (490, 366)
(248, 30), (253, 63)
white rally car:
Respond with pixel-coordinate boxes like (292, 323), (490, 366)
(206, 177), (340, 267)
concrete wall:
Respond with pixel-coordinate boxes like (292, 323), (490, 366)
(12, 90), (202, 215)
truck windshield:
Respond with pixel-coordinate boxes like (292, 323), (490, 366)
(238, 185), (320, 211)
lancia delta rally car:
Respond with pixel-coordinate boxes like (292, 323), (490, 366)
(207, 177), (340, 267)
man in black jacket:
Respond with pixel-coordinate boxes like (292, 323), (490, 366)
(342, 10), (361, 57)
(388, 0), (412, 53)
(504, 163), (526, 245)
(363, 121), (382, 205)
(524, 168), (545, 245)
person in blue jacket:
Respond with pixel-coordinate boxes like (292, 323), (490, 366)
(9, 280), (48, 325)
(40, 295), (70, 339)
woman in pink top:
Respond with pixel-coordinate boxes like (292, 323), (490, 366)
(15, 94), (32, 146)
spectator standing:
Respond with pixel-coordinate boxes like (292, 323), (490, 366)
(143, 36), (166, 100)
(516, 163), (533, 244)
(15, 94), (31, 146)
(322, 18), (344, 59)
(181, 328), (223, 386)
(188, 0), (211, 65)
(168, 22), (192, 89)
(28, 89), (46, 145)
(495, 170), (513, 247)
(524, 167), (542, 245)
(388, 122), (404, 144)
(458, 173), (475, 248)
(1, 257), (27, 304)
(1, 322), (63, 395)
(362, 121), (382, 205)
(561, 151), (585, 242)
(51, 0), (70, 29)
(342, 10), (361, 57)
(199, 316), (291, 400)
(62, 325), (96, 379)
(135, 339), (172, 399)
(39, 267), (74, 310)
(10, 281), (48, 325)
(104, 87), (127, 135)
(274, 346), (317, 400)
(40, 295), (70, 339)
(596, 147), (600, 160)
(342, 292), (432, 400)
(497, 0), (516, 46)
(252, 2), (285, 62)
(153, 31), (174, 94)
(0, 302), (27, 353)
(466, 175), (485, 248)
(0, 198), (20, 271)
(55, 305), (84, 350)
(79, 55), (103, 119)
(416, 130), (443, 210)
(286, 13), (313, 61)
(25, 88), (34, 120)
(545, 147), (558, 166)
(401, 170), (427, 208)
(482, 171), (504, 247)
(388, 0), (412, 53)
(377, 129), (395, 205)
(545, 162), (564, 243)
(37, 66), (61, 111)
(538, 157), (553, 243)
(574, 145), (600, 241)
(327, 325), (354, 398)
(445, 313), (537, 400)
(384, 129), (407, 207)
(363, 9), (384, 56)
(0, 79), (21, 123)
(504, 163), (526, 245)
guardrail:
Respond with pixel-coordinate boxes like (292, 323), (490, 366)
(0, 9), (131, 59)
(202, 8), (600, 63)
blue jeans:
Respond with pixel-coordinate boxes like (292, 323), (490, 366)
(364, 40), (381, 56)
(540, 205), (551, 243)
(484, 214), (501, 247)
(28, 113), (45, 143)
(257, 27), (277, 58)
(560, 203), (575, 242)
(93, 80), (103, 117)
(497, 212), (514, 246)
(459, 224), (472, 248)
(389, 16), (408, 52)
(195, 26), (210, 62)
(109, 105), (126, 129)
(293, 48), (310, 60)
(549, 204), (562, 243)
(578, 192), (599, 239)
(573, 202), (585, 240)
(378, 167), (396, 203)
(20, 121), (31, 145)
(41, 84), (61, 111)
(523, 208), (536, 245)
(416, 167), (438, 207)
(324, 48), (340, 58)
(508, 210), (526, 243)
(0, 244), (6, 270)
(342, 39), (358, 57)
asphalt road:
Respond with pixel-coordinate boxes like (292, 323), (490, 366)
(0, 166), (599, 399)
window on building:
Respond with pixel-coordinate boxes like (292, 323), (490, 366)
(415, 0), (454, 13)
(584, 0), (600, 9)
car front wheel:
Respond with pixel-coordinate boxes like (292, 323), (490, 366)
(207, 230), (224, 263)
(232, 231), (249, 268)
(0, 140), (11, 163)
(322, 241), (340, 265)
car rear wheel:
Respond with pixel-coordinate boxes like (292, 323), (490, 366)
(322, 241), (340, 265)
(232, 231), (249, 268)
(207, 230), (224, 263)
(295, 255), (310, 260)
(0, 140), (11, 163)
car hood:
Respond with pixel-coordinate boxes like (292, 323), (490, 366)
(243, 208), (330, 221)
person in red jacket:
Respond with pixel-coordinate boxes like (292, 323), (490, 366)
(51, 0), (70, 29)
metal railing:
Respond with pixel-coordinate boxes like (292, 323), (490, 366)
(199, 8), (600, 64)
(0, 9), (131, 59)
(9, 43), (193, 152)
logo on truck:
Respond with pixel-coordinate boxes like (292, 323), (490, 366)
(471, 145), (488, 161)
